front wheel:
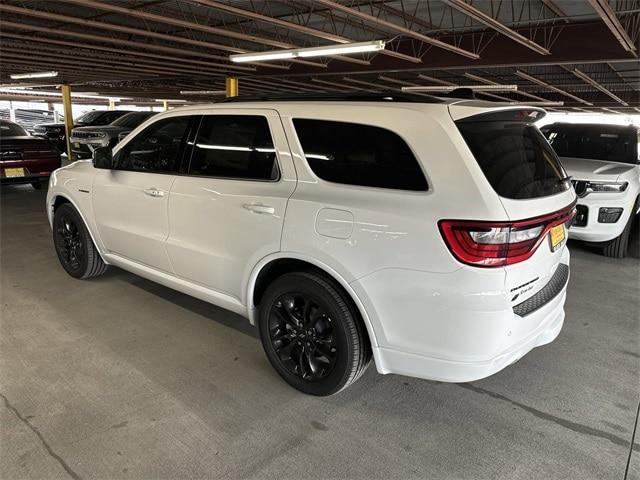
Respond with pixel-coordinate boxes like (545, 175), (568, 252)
(602, 203), (638, 258)
(258, 272), (371, 396)
(53, 203), (107, 279)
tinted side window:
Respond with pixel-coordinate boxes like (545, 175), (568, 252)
(188, 115), (278, 181)
(114, 116), (191, 173)
(292, 119), (427, 191)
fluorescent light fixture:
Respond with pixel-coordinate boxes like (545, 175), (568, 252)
(179, 90), (226, 95)
(231, 51), (296, 63)
(155, 99), (187, 103)
(297, 41), (385, 57)
(10, 70), (58, 80)
(510, 101), (564, 107)
(230, 40), (385, 63)
(402, 84), (518, 92)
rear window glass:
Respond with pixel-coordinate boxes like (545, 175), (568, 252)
(0, 121), (28, 137)
(541, 124), (638, 165)
(456, 115), (570, 200)
(293, 119), (428, 191)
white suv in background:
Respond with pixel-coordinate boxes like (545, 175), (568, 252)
(47, 94), (576, 395)
(542, 123), (640, 258)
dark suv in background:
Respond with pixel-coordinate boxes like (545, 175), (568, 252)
(33, 110), (133, 154)
(70, 111), (158, 159)
(0, 119), (61, 189)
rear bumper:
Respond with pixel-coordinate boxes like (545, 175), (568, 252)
(352, 247), (570, 383)
(1, 173), (50, 185)
(373, 290), (565, 383)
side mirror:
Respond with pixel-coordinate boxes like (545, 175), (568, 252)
(117, 132), (129, 143)
(93, 146), (113, 169)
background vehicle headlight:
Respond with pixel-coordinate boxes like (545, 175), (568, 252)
(587, 181), (628, 193)
(573, 180), (628, 196)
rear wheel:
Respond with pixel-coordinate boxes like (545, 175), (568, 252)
(258, 272), (370, 396)
(602, 201), (638, 258)
(53, 203), (107, 279)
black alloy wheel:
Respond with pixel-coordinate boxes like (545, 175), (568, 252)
(54, 211), (85, 273)
(259, 272), (371, 396)
(52, 203), (107, 279)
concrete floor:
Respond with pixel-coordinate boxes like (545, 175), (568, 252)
(1, 183), (638, 480)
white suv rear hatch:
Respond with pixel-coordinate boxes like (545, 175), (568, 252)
(449, 104), (576, 313)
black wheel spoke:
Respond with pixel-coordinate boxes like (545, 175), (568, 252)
(54, 214), (84, 272)
(268, 291), (338, 383)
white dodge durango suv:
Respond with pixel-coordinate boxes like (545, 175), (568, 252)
(47, 94), (576, 395)
(541, 123), (639, 258)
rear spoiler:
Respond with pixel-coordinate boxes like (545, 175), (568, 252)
(449, 105), (546, 123)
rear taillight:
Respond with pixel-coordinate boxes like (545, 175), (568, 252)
(439, 203), (576, 267)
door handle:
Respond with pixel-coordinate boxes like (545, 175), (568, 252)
(243, 203), (275, 215)
(143, 188), (165, 198)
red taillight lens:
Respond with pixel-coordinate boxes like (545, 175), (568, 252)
(439, 203), (576, 267)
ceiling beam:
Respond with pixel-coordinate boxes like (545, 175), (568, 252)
(0, 52), (165, 79)
(515, 70), (594, 105)
(540, 0), (569, 23)
(588, 0), (638, 56)
(571, 68), (629, 106)
(0, 31), (251, 74)
(0, 3), (323, 69)
(62, 0), (368, 67)
(342, 77), (387, 90)
(1, 45), (225, 80)
(417, 74), (456, 86)
(0, 20), (290, 72)
(63, 0), (292, 48)
(190, 0), (422, 64)
(311, 78), (368, 91)
(441, 0), (551, 55)
(463, 72), (549, 101)
(0, 3), (244, 54)
(313, 0), (480, 59)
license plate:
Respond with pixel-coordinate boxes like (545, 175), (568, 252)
(4, 167), (25, 178)
(549, 224), (566, 251)
(74, 142), (80, 148)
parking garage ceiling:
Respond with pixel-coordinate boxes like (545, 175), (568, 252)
(0, 0), (638, 112)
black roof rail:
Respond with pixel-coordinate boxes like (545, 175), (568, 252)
(220, 91), (444, 104)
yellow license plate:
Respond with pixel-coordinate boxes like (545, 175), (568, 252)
(549, 224), (566, 251)
(74, 143), (80, 147)
(4, 167), (25, 178)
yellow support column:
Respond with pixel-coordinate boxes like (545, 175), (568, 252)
(108, 98), (116, 110)
(163, 100), (169, 111)
(225, 77), (238, 98)
(61, 84), (74, 162)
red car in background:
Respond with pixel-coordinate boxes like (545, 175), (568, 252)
(1, 119), (61, 189)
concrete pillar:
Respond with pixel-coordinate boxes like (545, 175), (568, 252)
(61, 84), (74, 161)
(9, 101), (16, 122)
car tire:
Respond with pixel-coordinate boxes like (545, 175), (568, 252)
(258, 272), (371, 396)
(53, 203), (108, 279)
(602, 200), (639, 258)
(31, 181), (42, 190)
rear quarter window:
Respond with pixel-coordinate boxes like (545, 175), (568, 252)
(292, 118), (428, 191)
(456, 112), (570, 200)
